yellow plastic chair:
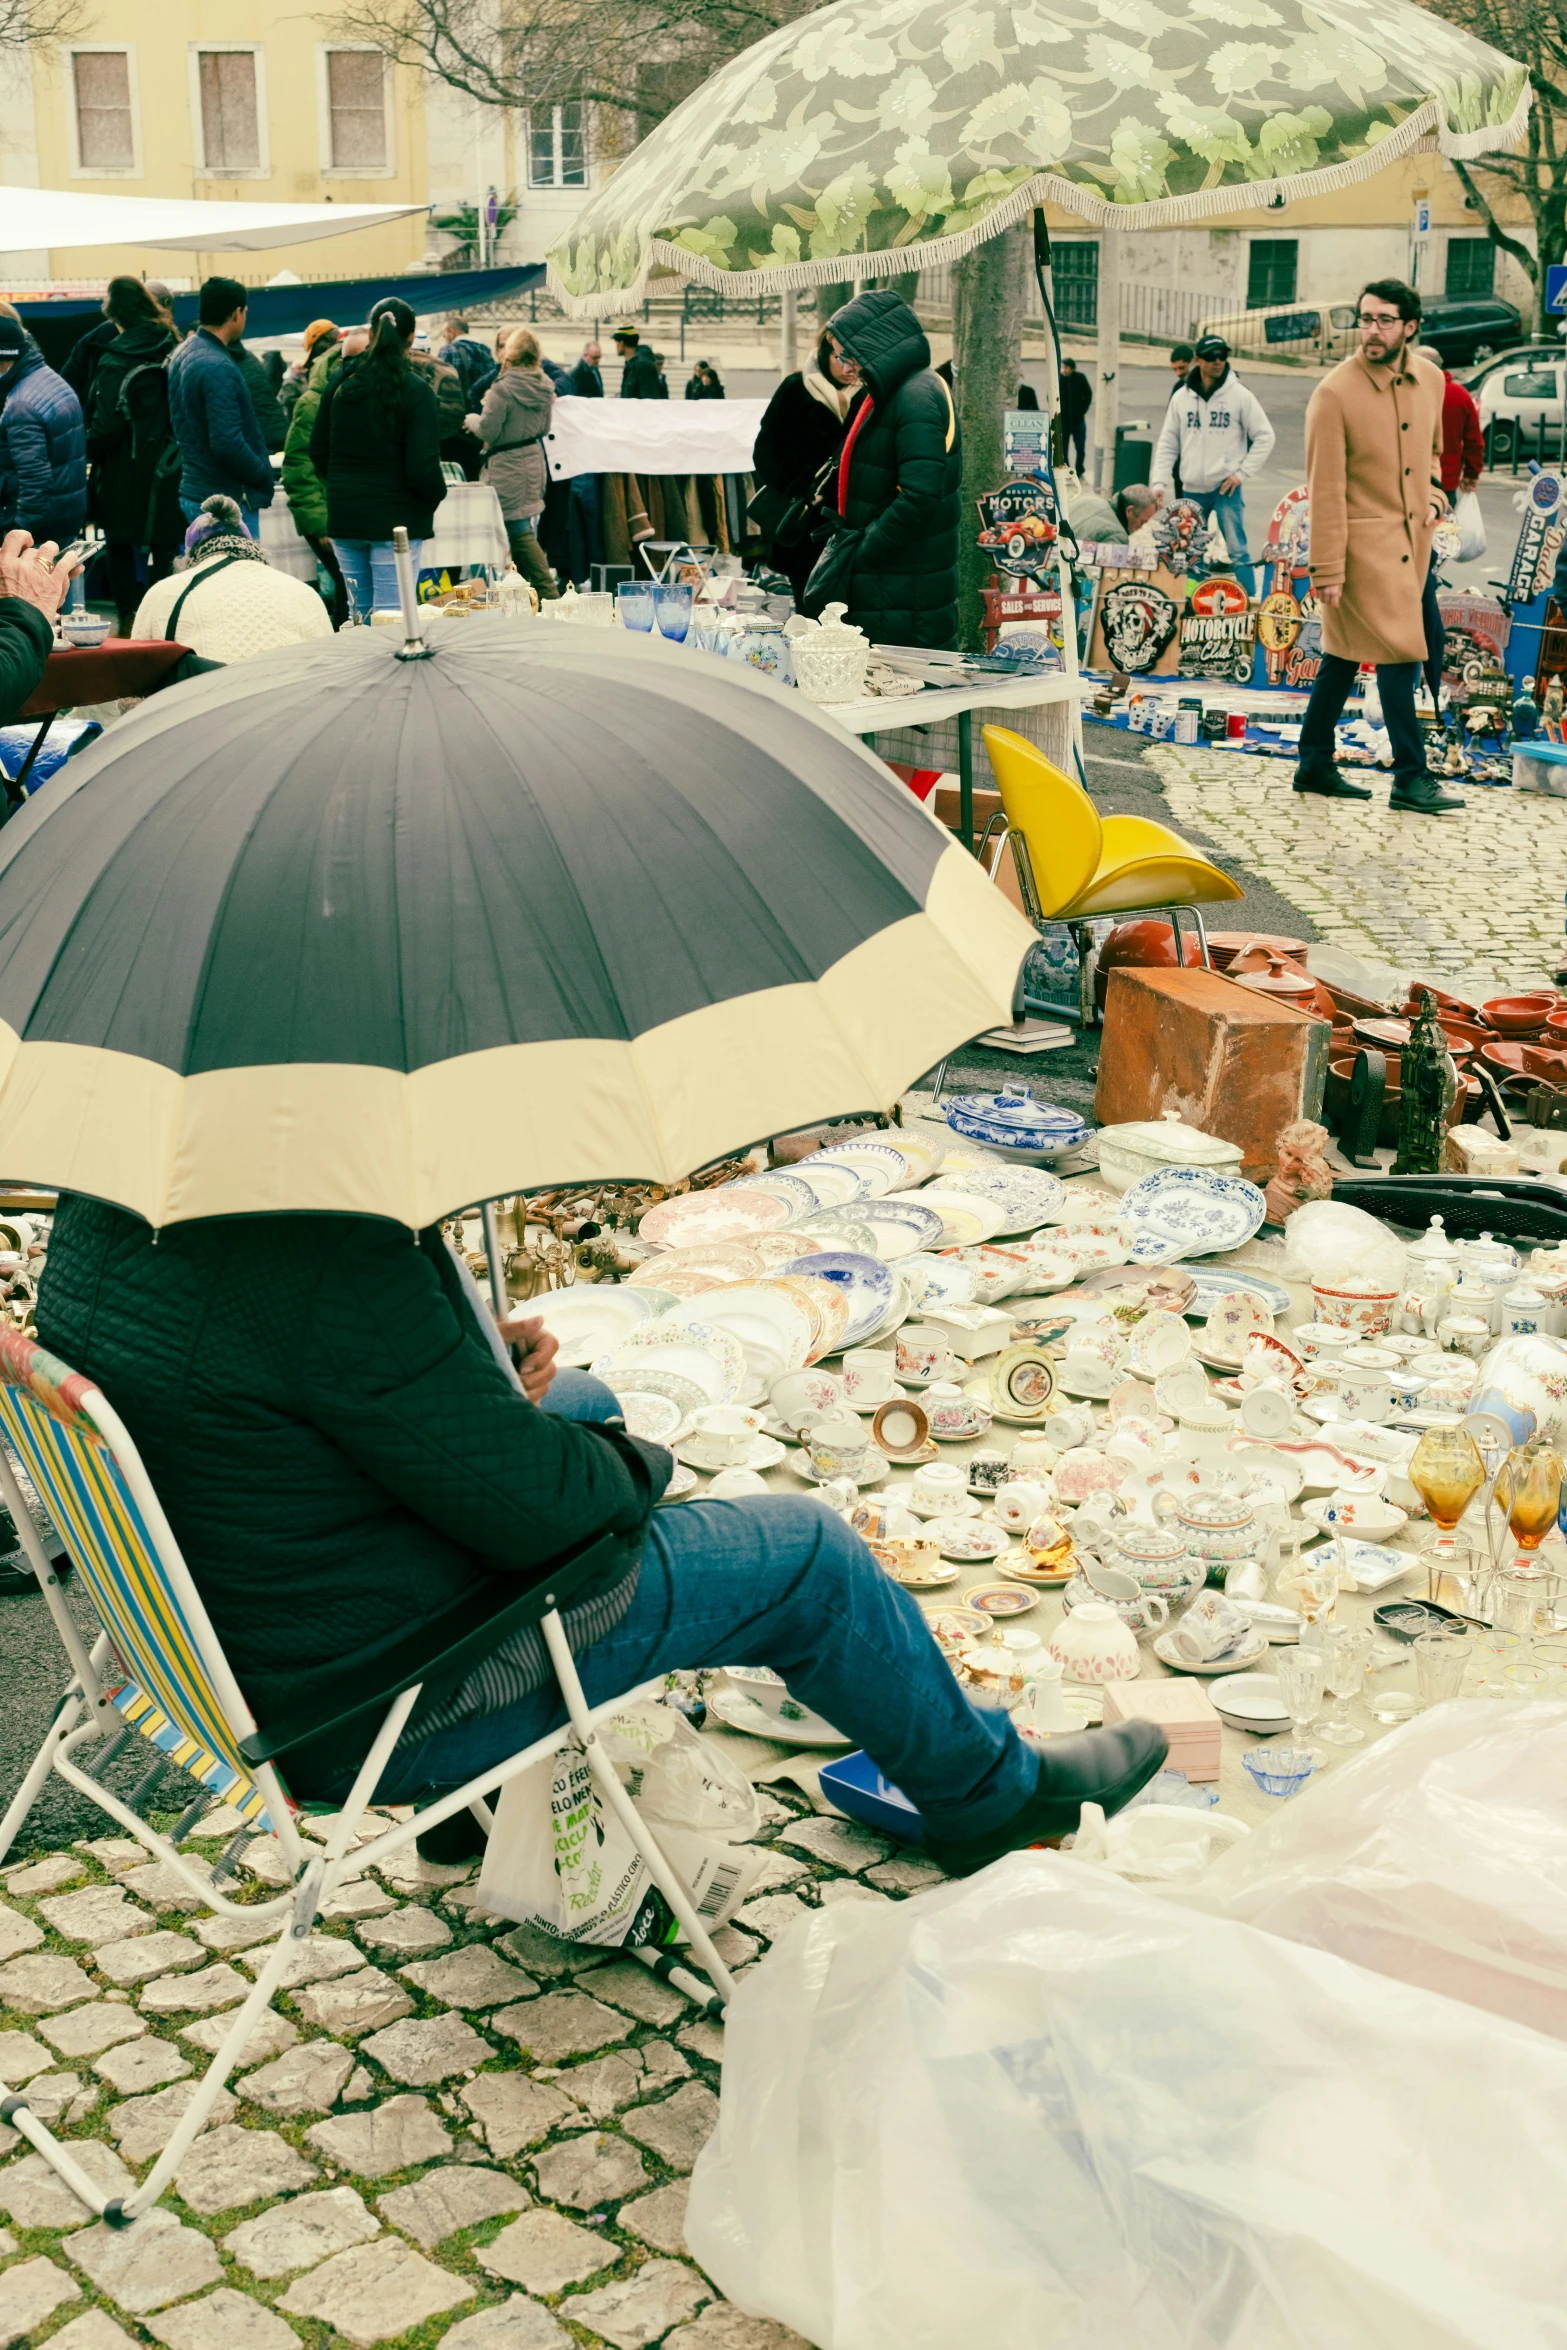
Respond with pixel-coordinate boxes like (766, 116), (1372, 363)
(979, 724), (1243, 1026)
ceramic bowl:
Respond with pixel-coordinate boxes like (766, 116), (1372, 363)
(1292, 1322), (1355, 1360)
(1054, 1448), (1120, 1503)
(1482, 993), (1558, 1037)
(1047, 1599), (1140, 1683)
(1310, 1279), (1398, 1336)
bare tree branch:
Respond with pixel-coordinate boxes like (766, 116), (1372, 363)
(1430, 0), (1567, 328)
(0, 0), (92, 45)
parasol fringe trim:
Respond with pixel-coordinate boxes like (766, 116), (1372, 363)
(545, 83), (1532, 315)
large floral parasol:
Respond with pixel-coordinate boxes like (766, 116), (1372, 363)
(547, 0), (1529, 310)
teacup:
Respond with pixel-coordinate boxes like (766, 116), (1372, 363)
(1292, 1322), (1353, 1360)
(967, 1449), (1012, 1494)
(1438, 1314), (1491, 1360)
(1171, 1590), (1253, 1662)
(723, 1664), (792, 1718)
(1061, 1345), (1118, 1398)
(803, 1413), (874, 1479)
(1239, 1383), (1292, 1439)
(872, 1396), (930, 1458)
(992, 1476), (1054, 1531)
(910, 1461), (966, 1507)
(868, 1537), (945, 1584)
(689, 1404), (762, 1465)
(923, 1381), (992, 1442)
(768, 1368), (844, 1431)
(895, 1327), (961, 1383)
(841, 1348), (899, 1407)
(1066, 1562), (1169, 1637)
(707, 1466), (770, 1498)
(1042, 1405), (1094, 1450)
(1054, 1448), (1119, 1504)
(849, 1495), (919, 1542)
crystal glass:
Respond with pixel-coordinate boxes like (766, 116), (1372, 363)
(652, 582), (693, 642)
(1493, 1567), (1564, 1646)
(1270, 1521), (1305, 1591)
(1318, 1623), (1373, 1744)
(1505, 1663), (1550, 1700)
(1425, 1532), (1474, 1609)
(616, 582), (655, 631)
(1408, 1425), (1486, 1532)
(1496, 1440), (1563, 1561)
(1414, 1628), (1470, 1706)
(1274, 1645), (1327, 1763)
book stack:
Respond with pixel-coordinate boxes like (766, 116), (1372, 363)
(1101, 1678), (1222, 1782)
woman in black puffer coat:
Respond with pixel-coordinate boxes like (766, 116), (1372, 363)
(750, 331), (852, 605)
(818, 288), (961, 650)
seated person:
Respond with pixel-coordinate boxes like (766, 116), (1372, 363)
(1062, 480), (1127, 547)
(1113, 482), (1163, 560)
(36, 1198), (1165, 1878)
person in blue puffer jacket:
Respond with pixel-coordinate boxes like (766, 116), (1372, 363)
(0, 305), (85, 546)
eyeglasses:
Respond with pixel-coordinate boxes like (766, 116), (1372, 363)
(1357, 311), (1403, 329)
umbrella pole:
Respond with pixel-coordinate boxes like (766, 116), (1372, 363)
(391, 526), (432, 662)
(1094, 226), (1121, 494)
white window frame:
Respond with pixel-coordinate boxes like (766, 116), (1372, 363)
(316, 44), (396, 179)
(524, 100), (587, 191)
(188, 42), (270, 181)
(63, 45), (143, 180)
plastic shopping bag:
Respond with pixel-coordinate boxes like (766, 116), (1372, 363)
(1186, 1699), (1567, 2039)
(477, 1702), (762, 1948)
(687, 1852), (1567, 2350)
(1452, 488), (1487, 564)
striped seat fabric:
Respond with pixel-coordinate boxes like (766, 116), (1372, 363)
(0, 1326), (276, 1832)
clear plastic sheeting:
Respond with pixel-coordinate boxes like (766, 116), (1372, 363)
(1275, 1197), (1407, 1293)
(686, 1851), (1567, 2350)
(1186, 1700), (1567, 2040)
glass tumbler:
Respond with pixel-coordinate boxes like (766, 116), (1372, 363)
(1318, 1624), (1373, 1744)
(1414, 1629), (1470, 1706)
(616, 582), (655, 631)
(1273, 1645), (1327, 1763)
(652, 582), (693, 642)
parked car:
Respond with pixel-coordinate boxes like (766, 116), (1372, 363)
(1458, 339), (1563, 395)
(1474, 357), (1567, 461)
(1193, 300), (1360, 364)
(1413, 296), (1523, 368)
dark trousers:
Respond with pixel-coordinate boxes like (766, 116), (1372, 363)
(1066, 420), (1087, 476)
(106, 539), (175, 632)
(1300, 655), (1428, 781)
(305, 533), (349, 631)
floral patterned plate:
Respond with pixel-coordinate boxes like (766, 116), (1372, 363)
(1118, 1167), (1268, 1258)
(639, 1190), (793, 1250)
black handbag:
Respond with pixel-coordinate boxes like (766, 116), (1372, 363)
(800, 522), (861, 620)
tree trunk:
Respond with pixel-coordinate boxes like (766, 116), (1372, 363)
(815, 280), (853, 330)
(952, 225), (1028, 652)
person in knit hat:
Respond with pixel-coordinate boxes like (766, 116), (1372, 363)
(127, 492), (332, 663)
(280, 319), (340, 418)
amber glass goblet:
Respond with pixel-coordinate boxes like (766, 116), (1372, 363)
(1408, 1425), (1486, 1534)
(1497, 1441), (1563, 1558)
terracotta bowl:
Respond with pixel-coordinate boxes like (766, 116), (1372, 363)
(1208, 931), (1308, 972)
(1545, 1010), (1567, 1042)
(1483, 994), (1559, 1037)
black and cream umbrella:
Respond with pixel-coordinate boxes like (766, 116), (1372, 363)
(0, 622), (1034, 1228)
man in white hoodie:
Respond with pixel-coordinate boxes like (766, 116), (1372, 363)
(1151, 334), (1275, 596)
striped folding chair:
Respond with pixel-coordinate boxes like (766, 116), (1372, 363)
(0, 1326), (735, 2227)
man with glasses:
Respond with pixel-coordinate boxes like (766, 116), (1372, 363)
(1293, 279), (1462, 815)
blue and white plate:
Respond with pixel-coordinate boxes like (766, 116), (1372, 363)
(939, 1163), (1064, 1235)
(856, 1198), (946, 1256)
(788, 1161), (870, 1210)
(804, 1140), (911, 1199)
(730, 1169), (819, 1222)
(1123, 1224), (1188, 1267)
(1172, 1264), (1293, 1319)
(777, 1249), (895, 1348)
(900, 1252), (978, 1310)
(1119, 1167), (1267, 1258)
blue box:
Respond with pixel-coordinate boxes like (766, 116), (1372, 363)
(817, 1751), (925, 1844)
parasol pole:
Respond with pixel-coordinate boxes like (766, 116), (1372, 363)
(1094, 224), (1121, 493)
(391, 525), (432, 661)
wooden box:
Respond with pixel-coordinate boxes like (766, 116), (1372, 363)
(1101, 1677), (1222, 1781)
(1095, 965), (1330, 1186)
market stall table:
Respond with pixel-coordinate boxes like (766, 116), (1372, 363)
(7, 639), (190, 808)
(823, 672), (1097, 853)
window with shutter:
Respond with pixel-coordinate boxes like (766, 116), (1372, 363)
(74, 52), (135, 172)
(327, 50), (387, 169)
(198, 50), (261, 172)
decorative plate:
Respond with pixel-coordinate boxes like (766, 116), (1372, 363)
(1265, 1442), (1384, 1495)
(730, 1169), (820, 1221)
(899, 1252), (978, 1310)
(856, 1199), (947, 1255)
(941, 1164), (1065, 1234)
(920, 1604), (992, 1649)
(983, 1342), (1059, 1423)
(1118, 1167), (1268, 1258)
(594, 1317), (747, 1404)
(1123, 1224), (1189, 1267)
(777, 1250), (895, 1349)
(669, 1285), (814, 1374)
(903, 1487), (979, 1521)
(750, 1230), (827, 1270)
(705, 1681), (851, 1747)
(787, 1161), (869, 1209)
(531, 1285), (656, 1368)
(639, 1190), (793, 1250)
(616, 1389), (687, 1445)
(805, 1140), (910, 1198)
(1153, 1628), (1269, 1675)
(966, 1582), (1038, 1615)
(627, 1243), (764, 1288)
(759, 1273), (850, 1361)
(998, 1553), (1079, 1585)
(1038, 1186), (1124, 1225)
(797, 1210), (883, 1254)
(855, 1276), (913, 1350)
(1173, 1264), (1292, 1318)
(590, 1364), (708, 1418)
(911, 1189), (1004, 1246)
(927, 1516), (1011, 1561)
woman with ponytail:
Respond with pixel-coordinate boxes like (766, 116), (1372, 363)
(308, 294), (445, 617)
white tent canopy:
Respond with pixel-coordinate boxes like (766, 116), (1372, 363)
(0, 187), (429, 257)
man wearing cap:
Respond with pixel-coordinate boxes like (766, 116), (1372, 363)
(1293, 279), (1461, 817)
(1151, 334), (1274, 595)
(613, 325), (662, 400)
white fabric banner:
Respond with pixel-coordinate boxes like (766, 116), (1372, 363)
(543, 398), (768, 481)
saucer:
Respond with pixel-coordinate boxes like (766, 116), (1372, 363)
(675, 1434), (786, 1474)
(656, 1464), (700, 1502)
(845, 1382), (909, 1414)
(1152, 1628), (1269, 1675)
(705, 1682), (851, 1747)
(904, 1486), (978, 1519)
(966, 1582), (1038, 1615)
(878, 1438), (940, 1466)
(927, 1516), (1011, 1560)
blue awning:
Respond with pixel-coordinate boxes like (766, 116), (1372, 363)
(17, 264), (545, 354)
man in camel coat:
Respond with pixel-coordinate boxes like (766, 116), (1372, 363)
(1294, 279), (1463, 817)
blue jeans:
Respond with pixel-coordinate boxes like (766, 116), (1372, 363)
(331, 538), (425, 620)
(373, 1370), (1038, 1839)
(180, 496), (257, 536)
(1189, 484), (1256, 596)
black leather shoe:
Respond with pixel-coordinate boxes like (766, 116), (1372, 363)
(415, 1806), (490, 1864)
(925, 1720), (1169, 1878)
(1388, 776), (1466, 815)
(1293, 758), (1371, 800)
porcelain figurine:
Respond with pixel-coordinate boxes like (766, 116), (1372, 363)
(1263, 1118), (1333, 1228)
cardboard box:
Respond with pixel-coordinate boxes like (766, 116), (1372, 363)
(1095, 965), (1331, 1187)
(1101, 1677), (1222, 1780)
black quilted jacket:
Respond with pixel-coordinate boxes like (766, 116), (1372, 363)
(36, 1196), (668, 1729)
(826, 289), (962, 651)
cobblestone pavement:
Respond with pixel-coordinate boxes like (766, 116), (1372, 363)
(1146, 741), (1567, 997)
(0, 1795), (906, 2349)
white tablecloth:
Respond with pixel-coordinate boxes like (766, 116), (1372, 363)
(259, 481), (511, 583)
(543, 399), (768, 481)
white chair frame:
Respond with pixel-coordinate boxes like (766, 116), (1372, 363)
(0, 1389), (736, 2230)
